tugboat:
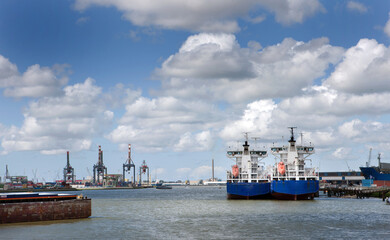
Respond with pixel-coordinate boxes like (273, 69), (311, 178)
(270, 127), (319, 200)
(226, 133), (270, 199)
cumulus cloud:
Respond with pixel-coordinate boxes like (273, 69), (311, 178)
(259, 0), (325, 25)
(324, 39), (390, 94)
(174, 131), (214, 152)
(156, 33), (253, 80)
(385, 12), (390, 38)
(220, 100), (276, 141)
(107, 96), (224, 152)
(1, 78), (113, 154)
(338, 119), (390, 143)
(155, 34), (344, 103)
(346, 1), (368, 13)
(332, 147), (352, 160)
(0, 55), (68, 98)
(279, 86), (390, 117)
(74, 0), (324, 32)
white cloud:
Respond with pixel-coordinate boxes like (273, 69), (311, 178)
(220, 100), (276, 141)
(259, 0), (325, 25)
(107, 96), (224, 152)
(384, 12), (390, 38)
(0, 55), (68, 98)
(0, 55), (18, 86)
(1, 78), (112, 154)
(338, 119), (390, 143)
(155, 34), (344, 103)
(347, 1), (368, 13)
(324, 39), (390, 94)
(332, 147), (352, 159)
(339, 120), (362, 138)
(74, 0), (324, 32)
(279, 87), (390, 117)
(174, 131), (214, 152)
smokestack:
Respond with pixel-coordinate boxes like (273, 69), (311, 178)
(67, 151), (70, 167)
(212, 158), (214, 181)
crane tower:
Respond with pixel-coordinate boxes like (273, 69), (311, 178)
(63, 151), (75, 183)
(93, 145), (107, 184)
(123, 144), (136, 186)
(139, 160), (150, 185)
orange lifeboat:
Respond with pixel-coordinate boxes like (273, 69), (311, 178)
(278, 162), (286, 175)
(232, 165), (239, 178)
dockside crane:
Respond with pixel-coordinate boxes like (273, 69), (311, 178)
(123, 144), (136, 186)
(366, 148), (372, 167)
(139, 160), (150, 186)
(63, 151), (75, 184)
(93, 145), (107, 184)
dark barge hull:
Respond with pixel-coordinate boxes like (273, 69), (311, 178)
(271, 180), (319, 200)
(227, 182), (271, 200)
(0, 193), (91, 224)
(227, 193), (272, 200)
(271, 192), (315, 200)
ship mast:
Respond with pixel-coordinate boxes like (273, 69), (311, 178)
(288, 127), (297, 143)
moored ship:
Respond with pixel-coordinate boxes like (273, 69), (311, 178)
(360, 153), (390, 186)
(226, 134), (270, 199)
(270, 127), (319, 200)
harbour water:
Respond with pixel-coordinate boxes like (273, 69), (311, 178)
(1, 186), (389, 239)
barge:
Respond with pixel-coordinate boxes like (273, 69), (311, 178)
(0, 192), (91, 224)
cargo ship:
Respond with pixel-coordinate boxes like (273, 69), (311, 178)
(226, 134), (270, 199)
(0, 192), (91, 224)
(360, 153), (390, 186)
(270, 127), (319, 200)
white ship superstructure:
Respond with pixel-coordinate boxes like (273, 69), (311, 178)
(270, 127), (318, 181)
(226, 134), (268, 183)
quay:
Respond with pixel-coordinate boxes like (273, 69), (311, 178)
(321, 185), (390, 200)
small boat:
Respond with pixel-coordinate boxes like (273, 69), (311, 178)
(155, 183), (172, 189)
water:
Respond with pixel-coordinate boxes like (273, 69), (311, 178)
(1, 186), (390, 239)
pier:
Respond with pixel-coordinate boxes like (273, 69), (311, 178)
(321, 185), (390, 200)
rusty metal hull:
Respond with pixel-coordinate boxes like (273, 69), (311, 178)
(0, 198), (91, 224)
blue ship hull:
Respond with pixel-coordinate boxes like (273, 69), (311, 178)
(360, 167), (390, 181)
(271, 180), (319, 200)
(227, 182), (271, 199)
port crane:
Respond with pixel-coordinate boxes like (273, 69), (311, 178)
(123, 144), (136, 186)
(139, 160), (150, 186)
(93, 145), (107, 184)
(63, 151), (75, 184)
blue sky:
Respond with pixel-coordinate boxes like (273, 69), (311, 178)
(1, 0), (390, 182)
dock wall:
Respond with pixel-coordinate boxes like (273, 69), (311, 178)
(0, 199), (91, 224)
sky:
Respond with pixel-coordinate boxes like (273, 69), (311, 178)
(1, 0), (390, 182)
